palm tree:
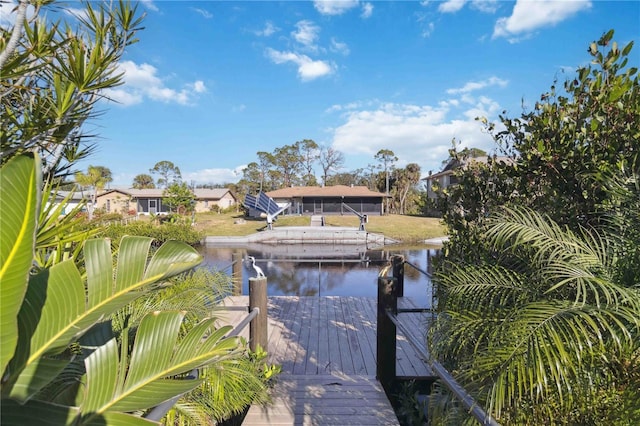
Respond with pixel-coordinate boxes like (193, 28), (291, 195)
(75, 165), (112, 219)
(429, 206), (640, 424)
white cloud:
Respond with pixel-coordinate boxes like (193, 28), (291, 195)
(328, 100), (499, 173)
(446, 76), (508, 94)
(102, 61), (206, 106)
(439, 0), (466, 13)
(361, 2), (374, 18)
(330, 38), (350, 56)
(255, 21), (279, 37)
(185, 166), (244, 185)
(470, 0), (499, 13)
(191, 80), (207, 93)
(292, 20), (321, 50)
(421, 22), (435, 38)
(266, 48), (335, 81)
(139, 0), (159, 12)
(231, 104), (246, 113)
(191, 7), (213, 19)
(493, 0), (591, 41)
(314, 0), (360, 16)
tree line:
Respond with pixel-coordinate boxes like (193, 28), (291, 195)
(236, 143), (423, 214)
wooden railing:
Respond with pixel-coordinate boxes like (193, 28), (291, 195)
(377, 255), (500, 426)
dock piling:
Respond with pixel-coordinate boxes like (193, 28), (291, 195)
(249, 276), (268, 352)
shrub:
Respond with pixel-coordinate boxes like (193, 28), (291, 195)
(102, 221), (203, 248)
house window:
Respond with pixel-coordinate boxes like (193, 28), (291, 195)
(106, 199), (111, 212)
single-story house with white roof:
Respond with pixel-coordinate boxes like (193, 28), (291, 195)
(95, 188), (237, 215)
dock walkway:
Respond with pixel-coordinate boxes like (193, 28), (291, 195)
(219, 296), (433, 425)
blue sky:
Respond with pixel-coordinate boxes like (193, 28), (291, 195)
(6, 1), (639, 187)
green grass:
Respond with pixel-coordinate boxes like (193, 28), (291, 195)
(194, 212), (446, 243)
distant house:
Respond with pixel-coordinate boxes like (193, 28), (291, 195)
(423, 156), (514, 199)
(49, 189), (88, 215)
(264, 185), (388, 216)
(95, 188), (237, 215)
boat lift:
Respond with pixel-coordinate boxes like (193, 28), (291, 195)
(342, 202), (368, 231)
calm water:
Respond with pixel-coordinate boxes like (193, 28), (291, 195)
(197, 243), (438, 308)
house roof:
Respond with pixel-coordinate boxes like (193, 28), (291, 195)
(265, 185), (387, 198)
(97, 188), (234, 200)
(425, 156), (514, 180)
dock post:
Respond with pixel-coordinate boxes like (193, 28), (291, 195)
(249, 277), (268, 352)
(232, 252), (243, 296)
(392, 255), (404, 297)
(377, 275), (397, 388)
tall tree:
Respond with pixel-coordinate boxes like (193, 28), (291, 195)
(150, 160), (182, 188)
(132, 173), (155, 189)
(256, 151), (275, 191)
(273, 144), (302, 188)
(374, 149), (398, 195)
(75, 165), (112, 219)
(392, 163), (421, 214)
(320, 146), (345, 185)
(0, 0), (144, 181)
(297, 139), (320, 185)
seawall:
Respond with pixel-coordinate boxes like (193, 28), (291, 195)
(201, 226), (397, 248)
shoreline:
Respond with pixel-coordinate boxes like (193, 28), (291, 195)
(202, 226), (448, 248)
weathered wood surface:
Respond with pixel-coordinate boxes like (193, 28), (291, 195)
(218, 296), (433, 425)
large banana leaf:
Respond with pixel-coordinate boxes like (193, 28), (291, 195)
(0, 154), (40, 375)
(6, 236), (203, 401)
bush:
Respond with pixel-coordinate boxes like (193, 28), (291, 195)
(102, 221), (203, 248)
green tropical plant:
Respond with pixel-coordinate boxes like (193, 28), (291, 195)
(35, 180), (98, 268)
(430, 206), (640, 424)
(1, 0), (144, 180)
(110, 268), (277, 425)
(163, 181), (196, 214)
(0, 154), (252, 425)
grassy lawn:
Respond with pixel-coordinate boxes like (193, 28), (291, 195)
(194, 212), (446, 243)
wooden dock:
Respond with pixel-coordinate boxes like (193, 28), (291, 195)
(218, 296), (433, 425)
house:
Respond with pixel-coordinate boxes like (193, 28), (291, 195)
(423, 156), (514, 199)
(95, 188), (237, 215)
(48, 189), (88, 215)
(263, 185), (388, 216)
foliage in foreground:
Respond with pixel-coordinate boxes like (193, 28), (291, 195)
(0, 154), (265, 425)
(111, 269), (278, 425)
(430, 206), (640, 424)
(430, 30), (640, 424)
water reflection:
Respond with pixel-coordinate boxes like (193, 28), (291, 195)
(198, 243), (437, 308)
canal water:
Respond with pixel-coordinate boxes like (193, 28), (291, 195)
(197, 244), (438, 309)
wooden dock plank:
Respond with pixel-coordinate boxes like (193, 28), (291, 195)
(315, 297), (330, 375)
(244, 375), (398, 426)
(325, 295), (343, 374)
(222, 296), (436, 425)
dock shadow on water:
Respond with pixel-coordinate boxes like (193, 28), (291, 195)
(197, 243), (438, 308)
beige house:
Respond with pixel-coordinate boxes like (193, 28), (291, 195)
(95, 188), (237, 215)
